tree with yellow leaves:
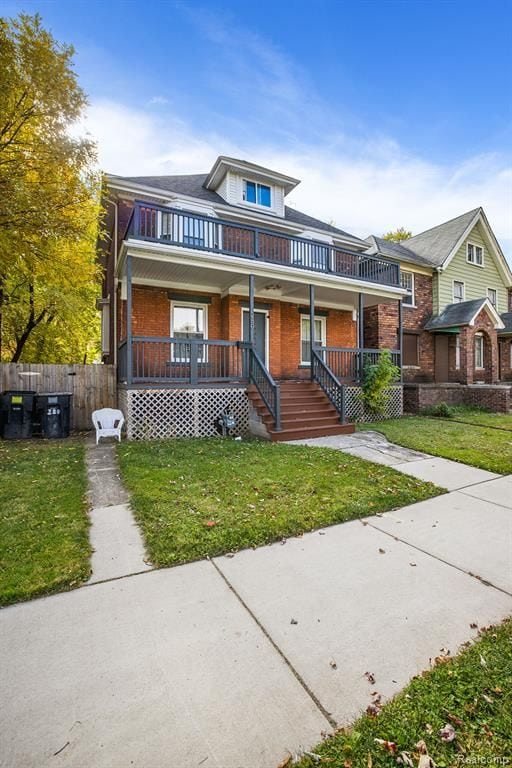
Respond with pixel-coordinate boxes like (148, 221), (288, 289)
(0, 13), (101, 362)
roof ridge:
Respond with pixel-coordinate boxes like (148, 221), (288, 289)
(405, 207), (481, 243)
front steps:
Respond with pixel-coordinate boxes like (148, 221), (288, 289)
(247, 380), (355, 442)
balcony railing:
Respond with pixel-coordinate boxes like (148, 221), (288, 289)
(128, 202), (401, 288)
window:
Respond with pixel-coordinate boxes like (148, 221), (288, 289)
(467, 242), (484, 266)
(510, 341), (512, 371)
(455, 334), (461, 370)
(243, 180), (272, 207)
(488, 288), (497, 307)
(171, 303), (207, 361)
(300, 316), (326, 364)
(403, 333), (419, 367)
(474, 333), (484, 369)
(453, 280), (465, 303)
(400, 271), (415, 306)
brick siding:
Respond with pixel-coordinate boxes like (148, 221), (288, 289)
(404, 383), (511, 414)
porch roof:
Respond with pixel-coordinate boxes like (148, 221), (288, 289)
(119, 239), (407, 306)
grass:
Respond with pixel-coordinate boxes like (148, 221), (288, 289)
(298, 619), (512, 767)
(117, 438), (442, 566)
(0, 440), (91, 606)
(449, 406), (512, 431)
(359, 417), (512, 474)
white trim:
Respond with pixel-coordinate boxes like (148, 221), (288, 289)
(466, 241), (484, 267)
(474, 332), (484, 369)
(242, 179), (273, 210)
(241, 307), (270, 367)
(170, 300), (209, 362)
(119, 240), (407, 300)
(440, 209), (512, 285)
(300, 315), (326, 366)
(467, 297), (505, 329)
(487, 287), (498, 308)
(453, 279), (465, 303)
(400, 270), (415, 307)
(455, 334), (461, 370)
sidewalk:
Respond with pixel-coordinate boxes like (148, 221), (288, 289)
(1, 439), (511, 768)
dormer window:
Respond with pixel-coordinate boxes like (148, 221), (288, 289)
(243, 180), (271, 208)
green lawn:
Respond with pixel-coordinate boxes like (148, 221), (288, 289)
(450, 406), (512, 431)
(360, 417), (512, 474)
(298, 619), (512, 767)
(0, 440), (91, 606)
(117, 439), (442, 567)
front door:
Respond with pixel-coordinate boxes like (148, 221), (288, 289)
(434, 335), (449, 382)
(243, 310), (267, 365)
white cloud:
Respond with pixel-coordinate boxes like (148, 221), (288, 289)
(77, 98), (512, 259)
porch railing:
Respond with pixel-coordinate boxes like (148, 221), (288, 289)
(248, 347), (281, 431)
(128, 202), (401, 288)
(119, 337), (247, 385)
(311, 349), (345, 422)
(319, 347), (401, 384)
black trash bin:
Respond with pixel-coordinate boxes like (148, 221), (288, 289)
(0, 390), (36, 439)
(35, 393), (72, 439)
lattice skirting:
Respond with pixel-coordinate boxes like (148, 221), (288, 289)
(343, 385), (403, 423)
(118, 387), (250, 440)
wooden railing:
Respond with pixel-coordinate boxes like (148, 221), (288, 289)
(319, 347), (401, 384)
(128, 202), (401, 288)
(311, 349), (345, 422)
(118, 337), (246, 385)
(248, 347), (281, 431)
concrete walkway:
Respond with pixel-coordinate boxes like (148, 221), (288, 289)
(86, 439), (151, 583)
(291, 430), (500, 490)
(1, 441), (511, 768)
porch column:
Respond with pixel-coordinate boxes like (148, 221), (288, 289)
(398, 298), (403, 382)
(358, 293), (364, 382)
(126, 253), (133, 385)
(248, 274), (255, 347)
(309, 283), (315, 381)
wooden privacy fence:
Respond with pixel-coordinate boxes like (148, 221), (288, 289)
(0, 364), (117, 431)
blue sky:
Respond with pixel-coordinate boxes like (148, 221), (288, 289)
(5, 0), (512, 253)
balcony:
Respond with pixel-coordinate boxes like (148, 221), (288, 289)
(128, 202), (401, 288)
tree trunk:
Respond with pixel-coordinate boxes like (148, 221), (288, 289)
(10, 284), (48, 362)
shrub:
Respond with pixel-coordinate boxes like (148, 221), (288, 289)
(422, 402), (455, 418)
(361, 349), (400, 417)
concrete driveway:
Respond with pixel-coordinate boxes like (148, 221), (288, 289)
(1, 450), (511, 767)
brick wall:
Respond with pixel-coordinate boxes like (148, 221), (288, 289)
(404, 383), (511, 414)
(121, 285), (356, 379)
(499, 337), (512, 381)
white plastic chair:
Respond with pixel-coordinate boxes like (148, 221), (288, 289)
(92, 408), (125, 445)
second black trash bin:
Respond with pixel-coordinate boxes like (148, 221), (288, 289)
(35, 393), (72, 439)
(0, 390), (36, 439)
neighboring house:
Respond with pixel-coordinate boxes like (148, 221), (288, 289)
(365, 208), (512, 409)
(99, 156), (406, 439)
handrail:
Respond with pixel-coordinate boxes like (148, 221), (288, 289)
(127, 201), (401, 288)
(248, 347), (281, 431)
(311, 348), (345, 422)
(319, 346), (401, 383)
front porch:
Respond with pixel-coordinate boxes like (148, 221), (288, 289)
(115, 248), (406, 438)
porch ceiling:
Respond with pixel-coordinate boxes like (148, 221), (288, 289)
(125, 252), (401, 310)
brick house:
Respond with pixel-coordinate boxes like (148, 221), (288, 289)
(364, 208), (512, 412)
(99, 156), (406, 439)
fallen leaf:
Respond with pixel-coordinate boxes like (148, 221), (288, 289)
(329, 659), (337, 669)
(374, 738), (396, 753)
(470, 622), (478, 629)
(479, 654), (487, 667)
(439, 723), (456, 742)
(415, 740), (427, 754)
(418, 756), (435, 768)
(290, 618), (298, 625)
(276, 753), (292, 768)
(366, 703), (380, 717)
(378, 548), (386, 554)
(409, 562), (417, 567)
(365, 672), (376, 685)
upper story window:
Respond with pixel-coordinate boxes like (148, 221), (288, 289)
(453, 280), (465, 304)
(487, 288), (497, 307)
(467, 242), (484, 266)
(400, 271), (415, 306)
(243, 180), (272, 208)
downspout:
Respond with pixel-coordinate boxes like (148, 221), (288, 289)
(104, 197), (119, 366)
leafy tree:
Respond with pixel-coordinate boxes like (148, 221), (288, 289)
(382, 227), (412, 242)
(0, 13), (100, 362)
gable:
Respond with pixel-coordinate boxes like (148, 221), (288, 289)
(436, 221), (511, 314)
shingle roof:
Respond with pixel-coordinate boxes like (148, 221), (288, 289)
(401, 208), (481, 267)
(424, 298), (488, 330)
(498, 312), (512, 335)
(109, 172), (363, 242)
(365, 235), (433, 268)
